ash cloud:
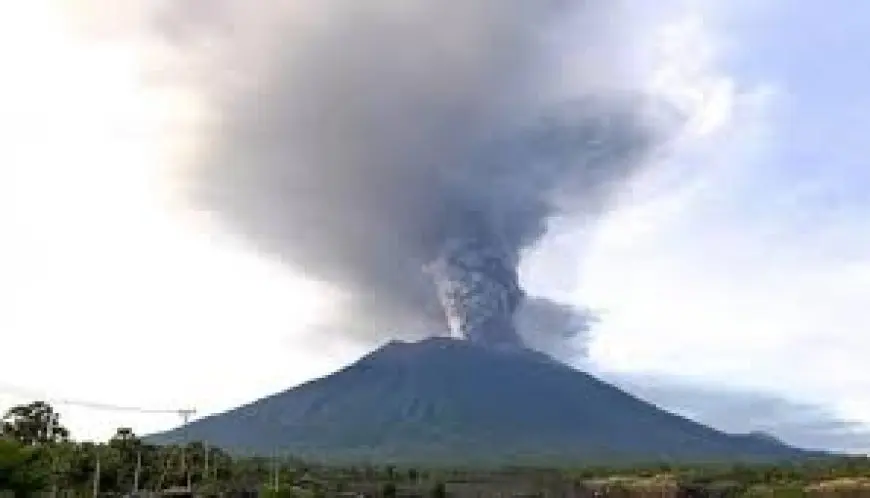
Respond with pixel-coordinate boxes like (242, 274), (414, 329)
(514, 298), (598, 360)
(162, 0), (682, 348)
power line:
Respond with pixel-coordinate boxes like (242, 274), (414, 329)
(1, 381), (200, 490)
(0, 381), (191, 415)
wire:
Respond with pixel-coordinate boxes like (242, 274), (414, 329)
(0, 381), (191, 415)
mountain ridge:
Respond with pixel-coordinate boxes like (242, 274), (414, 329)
(148, 338), (820, 465)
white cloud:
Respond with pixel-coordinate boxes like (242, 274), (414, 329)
(563, 1), (870, 434)
(0, 1), (365, 441)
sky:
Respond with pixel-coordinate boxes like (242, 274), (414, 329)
(2, 1), (869, 453)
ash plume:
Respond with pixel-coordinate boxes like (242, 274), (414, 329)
(425, 233), (523, 347)
(514, 298), (598, 360)
(161, 0), (682, 350)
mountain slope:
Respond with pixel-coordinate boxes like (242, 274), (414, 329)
(149, 338), (810, 464)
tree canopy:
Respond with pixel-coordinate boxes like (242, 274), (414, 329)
(1, 400), (70, 445)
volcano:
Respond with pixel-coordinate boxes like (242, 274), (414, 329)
(150, 338), (811, 464)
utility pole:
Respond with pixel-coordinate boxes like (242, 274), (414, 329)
(133, 451), (142, 494)
(271, 451), (279, 491)
(93, 453), (101, 498)
(46, 416), (57, 498)
(177, 408), (196, 492)
(45, 414), (53, 444)
(203, 440), (209, 484)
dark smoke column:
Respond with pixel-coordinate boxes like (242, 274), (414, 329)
(426, 235), (526, 349)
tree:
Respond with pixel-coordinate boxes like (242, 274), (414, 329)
(0, 438), (50, 493)
(381, 481), (397, 498)
(65, 441), (100, 490)
(110, 427), (140, 446)
(430, 481), (447, 498)
(45, 441), (81, 492)
(107, 427), (154, 491)
(109, 428), (141, 473)
(384, 465), (396, 481)
(1, 401), (69, 446)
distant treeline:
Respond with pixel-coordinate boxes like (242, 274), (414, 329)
(3, 401), (870, 497)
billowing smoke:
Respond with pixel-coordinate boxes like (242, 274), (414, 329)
(425, 234), (523, 347)
(153, 0), (682, 350)
(515, 298), (599, 360)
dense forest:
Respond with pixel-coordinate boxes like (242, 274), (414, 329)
(2, 401), (870, 497)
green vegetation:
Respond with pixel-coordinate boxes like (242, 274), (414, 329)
(0, 438), (49, 493)
(430, 480), (447, 498)
(2, 400), (869, 497)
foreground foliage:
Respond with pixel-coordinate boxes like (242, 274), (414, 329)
(2, 401), (869, 497)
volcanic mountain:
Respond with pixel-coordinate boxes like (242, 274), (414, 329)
(150, 338), (812, 465)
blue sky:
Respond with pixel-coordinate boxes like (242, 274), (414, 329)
(524, 0), (870, 452)
(720, 1), (870, 216)
(1, 0), (868, 452)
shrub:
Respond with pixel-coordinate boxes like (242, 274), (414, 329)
(382, 481), (397, 498)
(430, 481), (447, 498)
